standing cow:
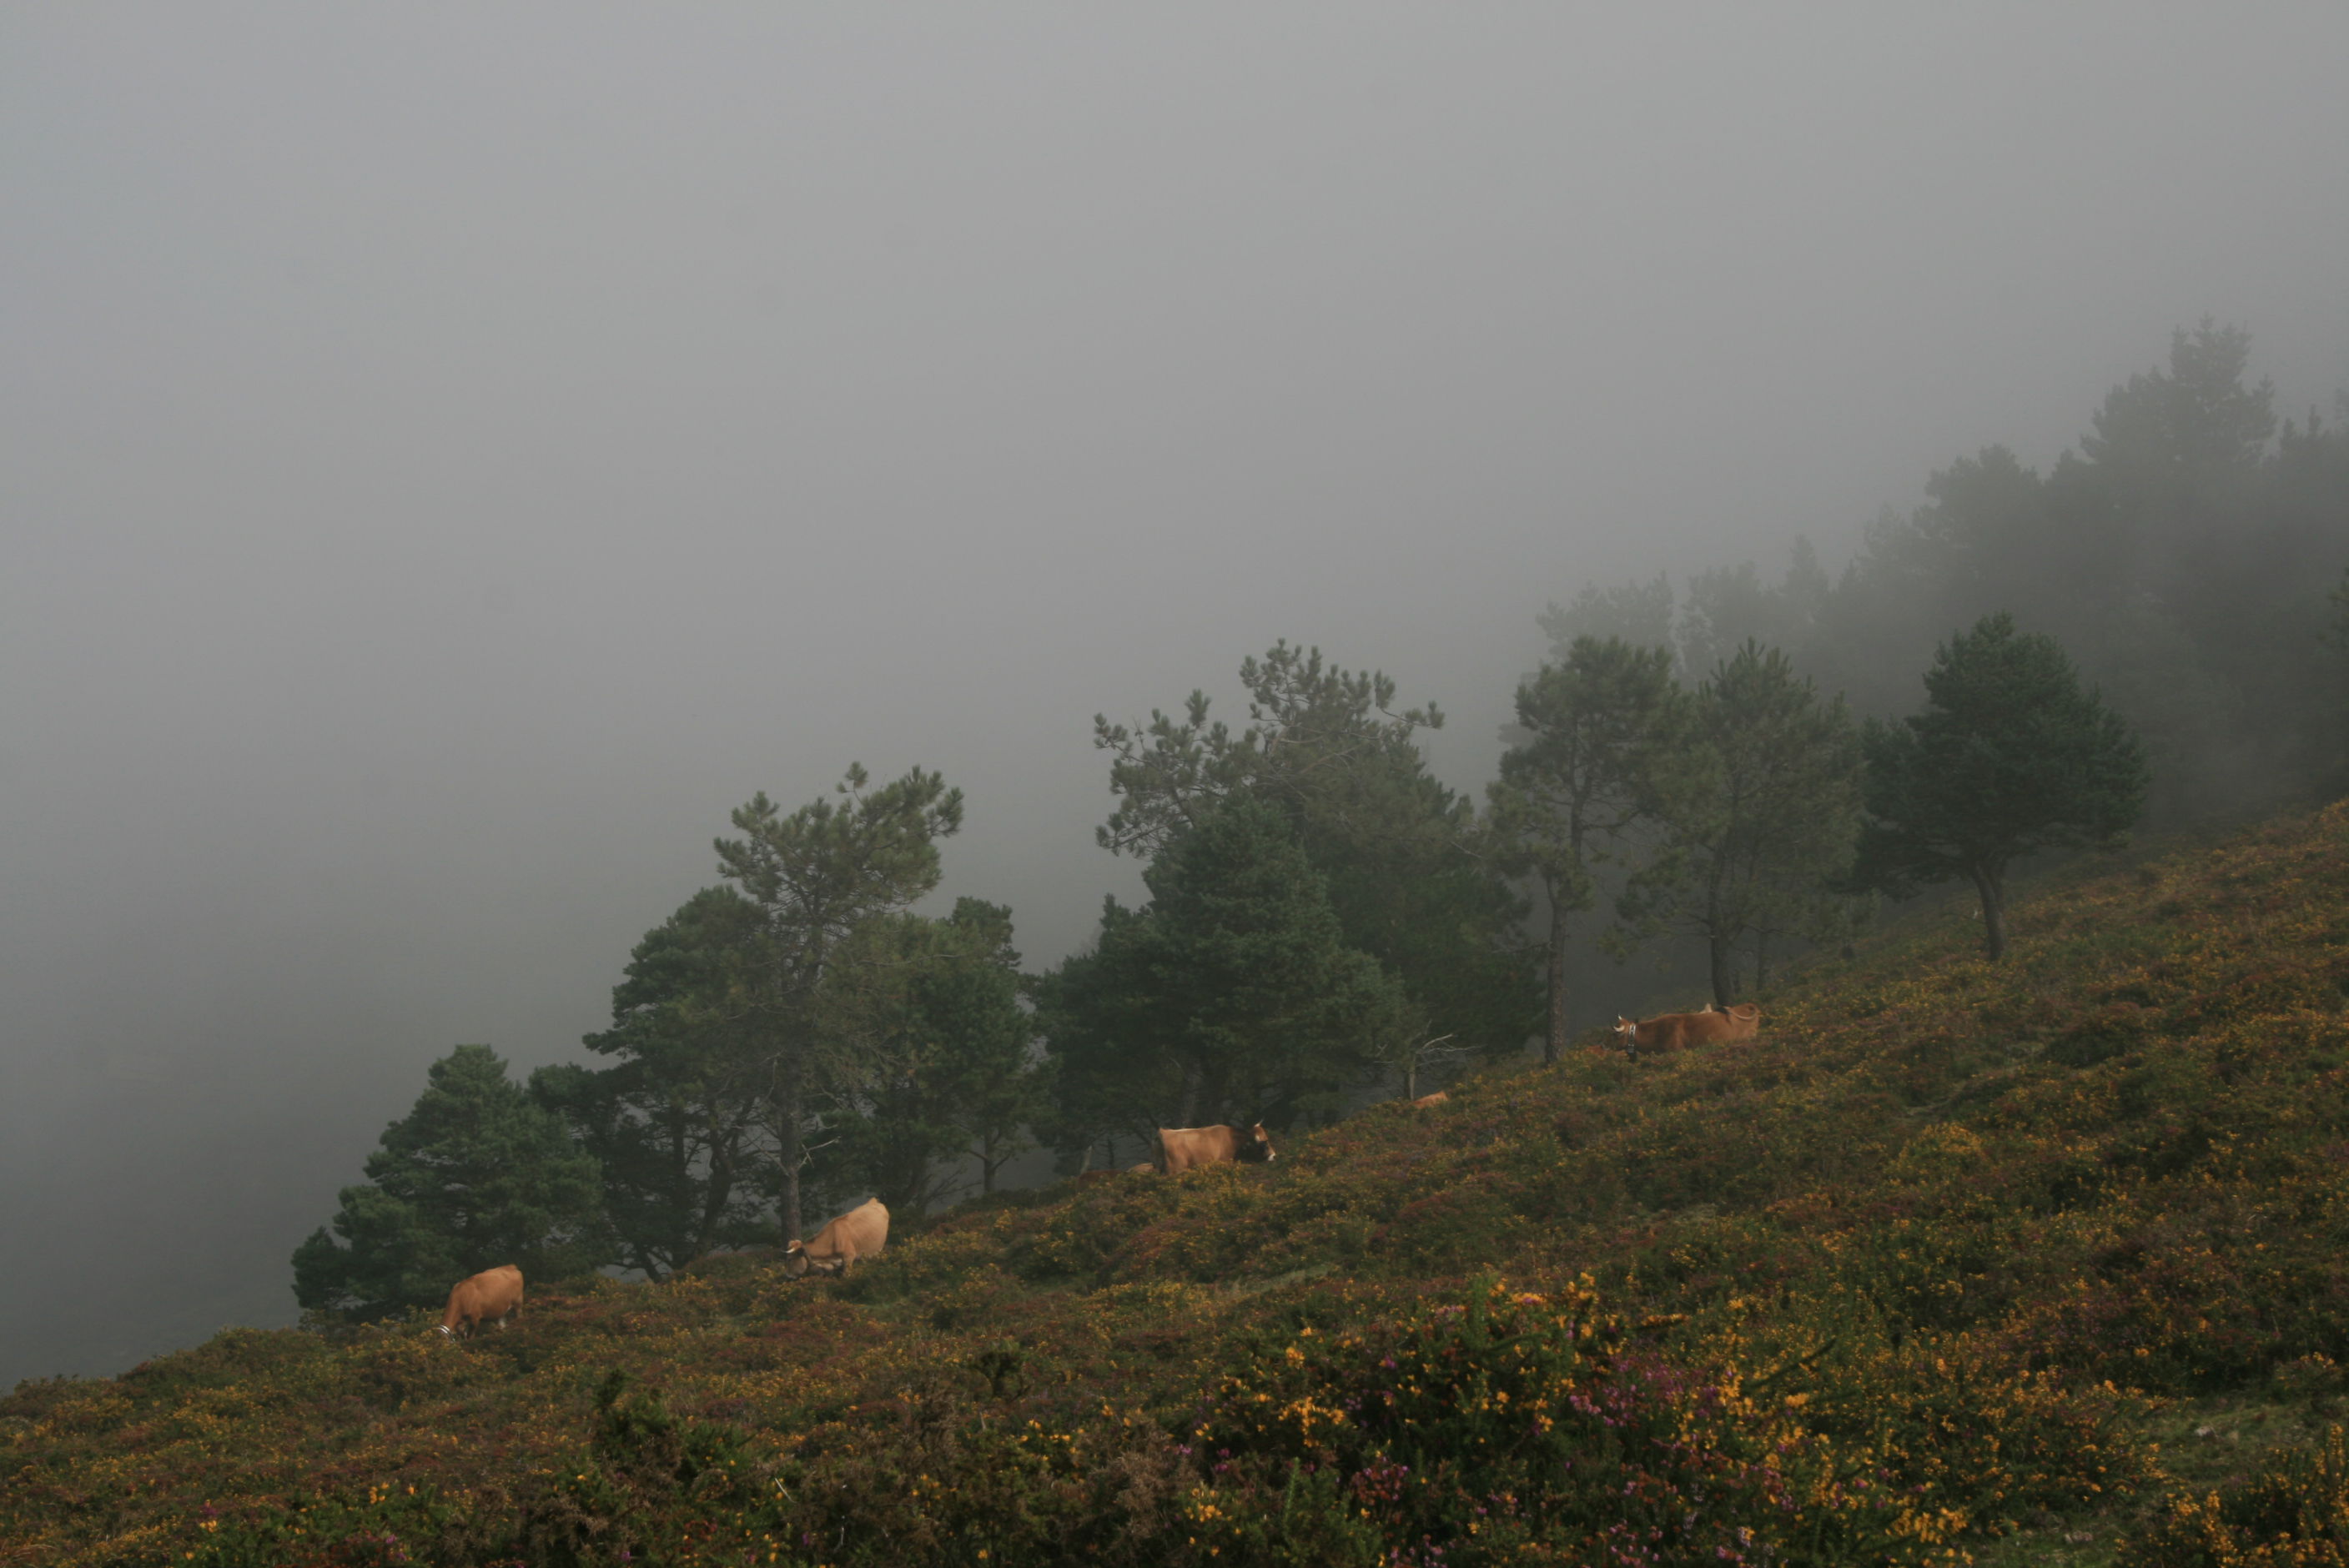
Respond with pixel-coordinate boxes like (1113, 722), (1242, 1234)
(1155, 1123), (1277, 1174)
(438, 1264), (524, 1339)
(783, 1198), (890, 1278)
(1612, 1003), (1762, 1057)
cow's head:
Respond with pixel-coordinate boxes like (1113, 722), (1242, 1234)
(1238, 1123), (1276, 1163)
(780, 1240), (843, 1280)
(1612, 1016), (1641, 1052)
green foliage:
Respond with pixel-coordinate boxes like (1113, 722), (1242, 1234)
(535, 885), (775, 1279)
(2134, 1425), (2349, 1565)
(1094, 641), (1537, 1061)
(2080, 319), (2276, 536)
(292, 1045), (605, 1320)
(1853, 613), (2149, 958)
(712, 762), (965, 1243)
(1488, 635), (1693, 1058)
(1552, 324), (2349, 826)
(824, 898), (1044, 1215)
(1042, 797), (1408, 1144)
(1621, 639), (1867, 1002)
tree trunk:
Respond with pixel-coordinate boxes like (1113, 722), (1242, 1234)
(1704, 862), (1734, 1008)
(1544, 901), (1571, 1065)
(776, 1049), (803, 1244)
(1753, 934), (1772, 995)
(1404, 1058), (1418, 1101)
(1971, 865), (2009, 962)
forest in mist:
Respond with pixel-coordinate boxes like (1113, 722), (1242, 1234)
(286, 320), (2349, 1330)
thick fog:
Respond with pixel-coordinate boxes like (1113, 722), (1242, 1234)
(4, 4), (2345, 1386)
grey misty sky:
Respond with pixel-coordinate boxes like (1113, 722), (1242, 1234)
(3, 4), (2345, 1382)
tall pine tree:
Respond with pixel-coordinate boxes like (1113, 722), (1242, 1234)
(1851, 614), (2148, 959)
(1488, 637), (1693, 1061)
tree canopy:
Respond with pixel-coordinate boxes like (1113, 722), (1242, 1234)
(712, 763), (964, 1244)
(1094, 641), (1534, 1060)
(822, 898), (1041, 1216)
(293, 1045), (605, 1319)
(1619, 641), (1865, 1003)
(1042, 797), (1407, 1153)
(1488, 636), (1693, 1060)
(1851, 613), (2149, 959)
(531, 887), (774, 1280)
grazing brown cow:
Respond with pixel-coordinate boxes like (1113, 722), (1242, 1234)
(1612, 1003), (1762, 1056)
(1155, 1123), (1277, 1174)
(1411, 1091), (1450, 1109)
(783, 1198), (890, 1279)
(438, 1264), (524, 1339)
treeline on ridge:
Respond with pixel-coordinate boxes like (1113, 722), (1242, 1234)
(293, 322), (2349, 1322)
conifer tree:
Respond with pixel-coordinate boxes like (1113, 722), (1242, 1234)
(1619, 641), (1865, 1003)
(1852, 614), (2148, 959)
(292, 1045), (604, 1319)
(713, 764), (963, 1246)
(822, 898), (1040, 1215)
(1093, 641), (1535, 1058)
(1041, 797), (1406, 1148)
(531, 887), (774, 1279)
(1488, 636), (1693, 1062)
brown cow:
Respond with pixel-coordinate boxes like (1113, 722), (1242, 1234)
(1155, 1123), (1277, 1174)
(783, 1197), (890, 1278)
(1411, 1091), (1450, 1109)
(1612, 1003), (1761, 1056)
(1127, 1163), (1157, 1175)
(437, 1264), (524, 1339)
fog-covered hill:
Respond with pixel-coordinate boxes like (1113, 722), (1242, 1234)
(15, 803), (2349, 1564)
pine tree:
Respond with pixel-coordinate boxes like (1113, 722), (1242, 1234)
(822, 899), (1040, 1216)
(1619, 641), (1865, 1003)
(531, 887), (774, 1280)
(1487, 636), (1693, 1062)
(712, 764), (963, 1245)
(292, 1045), (604, 1319)
(1851, 614), (2148, 959)
(1041, 798), (1406, 1149)
(1092, 643), (1536, 1058)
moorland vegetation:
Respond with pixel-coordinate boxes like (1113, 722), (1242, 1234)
(13, 803), (2349, 1563)
(10, 321), (2349, 1565)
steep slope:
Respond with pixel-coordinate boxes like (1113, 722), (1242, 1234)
(13, 803), (2349, 1565)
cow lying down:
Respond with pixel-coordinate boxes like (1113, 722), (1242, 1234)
(784, 1197), (890, 1278)
(439, 1264), (524, 1339)
(1155, 1123), (1277, 1174)
(1612, 1003), (1762, 1057)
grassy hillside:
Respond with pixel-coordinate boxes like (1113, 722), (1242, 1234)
(17, 803), (2349, 1566)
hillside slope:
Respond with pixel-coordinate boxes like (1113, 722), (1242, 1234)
(15, 804), (2349, 1565)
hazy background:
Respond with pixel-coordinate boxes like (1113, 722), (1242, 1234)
(4, 3), (2345, 1386)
